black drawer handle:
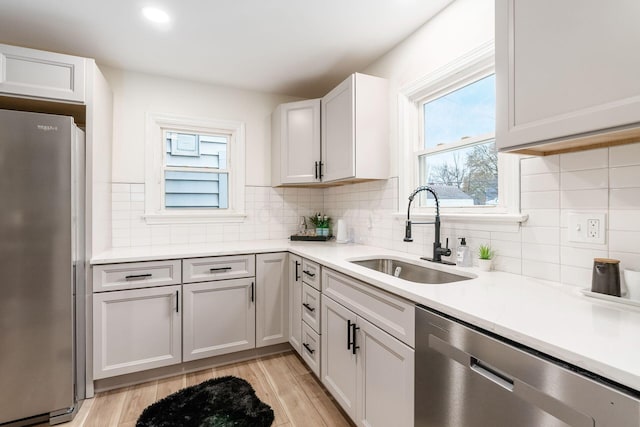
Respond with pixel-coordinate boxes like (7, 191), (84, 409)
(303, 343), (315, 355)
(303, 270), (315, 278)
(302, 302), (315, 312)
(210, 267), (233, 272)
(125, 273), (152, 280)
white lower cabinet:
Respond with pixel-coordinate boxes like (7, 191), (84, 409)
(321, 295), (358, 419)
(182, 278), (256, 362)
(321, 295), (414, 427)
(357, 314), (414, 427)
(93, 285), (182, 379)
(289, 254), (303, 354)
(256, 253), (289, 348)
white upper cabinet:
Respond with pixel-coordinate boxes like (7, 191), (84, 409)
(271, 99), (321, 185)
(0, 43), (86, 103)
(496, 0), (640, 154)
(271, 73), (389, 186)
(321, 73), (389, 183)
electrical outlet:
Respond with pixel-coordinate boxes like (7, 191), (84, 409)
(568, 213), (606, 244)
(588, 219), (600, 239)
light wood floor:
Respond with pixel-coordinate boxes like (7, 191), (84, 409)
(56, 352), (353, 427)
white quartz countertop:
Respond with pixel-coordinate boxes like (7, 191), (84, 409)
(92, 240), (640, 392)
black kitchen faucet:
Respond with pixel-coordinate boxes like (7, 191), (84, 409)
(404, 185), (454, 265)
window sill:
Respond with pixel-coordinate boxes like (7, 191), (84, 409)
(144, 212), (247, 225)
(392, 212), (528, 232)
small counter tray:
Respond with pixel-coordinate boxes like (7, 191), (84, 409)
(290, 235), (333, 241)
(580, 289), (640, 309)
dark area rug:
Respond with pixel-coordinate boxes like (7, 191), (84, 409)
(136, 375), (274, 427)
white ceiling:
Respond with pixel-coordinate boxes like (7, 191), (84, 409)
(0, 0), (453, 98)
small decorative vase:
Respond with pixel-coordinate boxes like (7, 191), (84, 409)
(322, 227), (329, 237)
(478, 259), (492, 272)
(316, 227), (322, 236)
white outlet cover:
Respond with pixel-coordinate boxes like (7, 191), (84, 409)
(568, 212), (606, 244)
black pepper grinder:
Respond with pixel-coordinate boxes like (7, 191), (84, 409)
(591, 258), (621, 296)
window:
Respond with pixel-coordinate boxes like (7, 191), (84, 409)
(145, 113), (245, 223)
(398, 41), (522, 220)
(164, 131), (229, 209)
(418, 74), (497, 208)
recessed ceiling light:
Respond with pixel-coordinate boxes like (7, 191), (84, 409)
(142, 7), (170, 24)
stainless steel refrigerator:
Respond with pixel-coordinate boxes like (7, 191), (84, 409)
(0, 109), (85, 425)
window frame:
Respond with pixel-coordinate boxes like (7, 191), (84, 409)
(144, 112), (246, 224)
(398, 40), (523, 222)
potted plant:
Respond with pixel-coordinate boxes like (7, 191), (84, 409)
(477, 244), (494, 272)
(308, 213), (332, 236)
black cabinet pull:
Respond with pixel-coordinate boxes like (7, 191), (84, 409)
(303, 343), (315, 355)
(251, 282), (254, 303)
(125, 273), (152, 280)
(315, 161), (319, 180)
(303, 270), (315, 278)
(351, 322), (360, 355)
(347, 319), (353, 350)
(302, 302), (315, 312)
(209, 267), (232, 272)
(319, 161), (324, 180)
(175, 290), (179, 313)
(295, 261), (301, 281)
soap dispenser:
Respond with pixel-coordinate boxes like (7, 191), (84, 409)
(456, 237), (472, 267)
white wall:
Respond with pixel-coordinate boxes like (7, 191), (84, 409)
(100, 66), (299, 186)
(363, 0), (495, 177)
(100, 66), (323, 248)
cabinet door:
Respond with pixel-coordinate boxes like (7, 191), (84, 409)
(0, 43), (85, 103)
(256, 253), (289, 348)
(289, 254), (303, 354)
(280, 99), (321, 184)
(356, 317), (414, 427)
(321, 295), (357, 420)
(496, 0), (640, 150)
(182, 278), (255, 361)
(93, 285), (181, 379)
(322, 75), (355, 182)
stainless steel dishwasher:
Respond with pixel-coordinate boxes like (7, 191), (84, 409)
(415, 305), (640, 427)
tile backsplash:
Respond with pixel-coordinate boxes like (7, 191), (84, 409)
(111, 141), (640, 289)
(111, 185), (323, 247)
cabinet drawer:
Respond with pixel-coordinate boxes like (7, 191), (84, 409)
(183, 255), (255, 283)
(301, 259), (320, 290)
(93, 260), (182, 292)
(322, 268), (414, 347)
(301, 321), (321, 377)
(0, 43), (85, 103)
(302, 283), (321, 333)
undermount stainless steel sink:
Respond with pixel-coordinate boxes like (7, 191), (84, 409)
(350, 258), (472, 284)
